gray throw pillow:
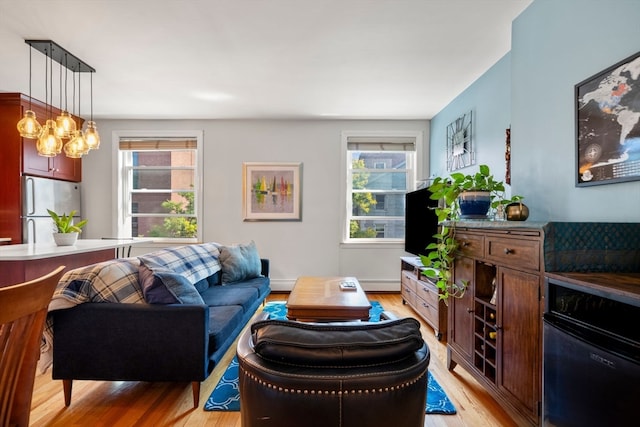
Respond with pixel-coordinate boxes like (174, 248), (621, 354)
(219, 241), (261, 284)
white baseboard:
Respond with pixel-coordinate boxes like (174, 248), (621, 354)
(269, 279), (400, 293)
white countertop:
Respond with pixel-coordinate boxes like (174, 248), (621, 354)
(0, 239), (149, 261)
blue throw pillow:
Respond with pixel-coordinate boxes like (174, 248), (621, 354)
(139, 260), (205, 305)
(219, 241), (262, 284)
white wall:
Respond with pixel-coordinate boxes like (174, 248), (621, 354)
(430, 54), (512, 192)
(81, 119), (429, 291)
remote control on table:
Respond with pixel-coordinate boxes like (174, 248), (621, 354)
(339, 281), (357, 291)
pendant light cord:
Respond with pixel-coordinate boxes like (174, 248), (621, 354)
(64, 54), (68, 111)
(28, 46), (32, 110)
(59, 59), (62, 110)
(90, 71), (93, 121)
(77, 65), (81, 118)
(44, 46), (48, 120)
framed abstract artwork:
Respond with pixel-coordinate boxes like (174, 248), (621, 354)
(576, 50), (640, 186)
(242, 162), (302, 221)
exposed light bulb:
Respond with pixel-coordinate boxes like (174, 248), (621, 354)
(55, 111), (76, 139)
(37, 120), (61, 157)
(65, 130), (88, 158)
(17, 110), (42, 138)
(84, 121), (100, 150)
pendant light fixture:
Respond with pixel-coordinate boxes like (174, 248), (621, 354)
(56, 54), (77, 139)
(36, 46), (62, 157)
(84, 71), (100, 150)
(16, 45), (42, 138)
(64, 69), (88, 158)
(18, 40), (98, 159)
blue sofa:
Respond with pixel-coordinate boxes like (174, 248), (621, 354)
(49, 242), (270, 408)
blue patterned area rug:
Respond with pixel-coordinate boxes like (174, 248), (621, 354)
(204, 301), (456, 415)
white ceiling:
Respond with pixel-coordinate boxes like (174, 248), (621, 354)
(0, 0), (532, 120)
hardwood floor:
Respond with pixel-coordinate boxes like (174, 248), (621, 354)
(30, 293), (518, 426)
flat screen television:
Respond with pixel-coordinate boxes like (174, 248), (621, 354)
(404, 187), (440, 258)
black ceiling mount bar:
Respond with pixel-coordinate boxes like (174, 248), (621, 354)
(25, 40), (95, 73)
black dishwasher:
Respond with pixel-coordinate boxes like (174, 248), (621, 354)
(543, 277), (640, 427)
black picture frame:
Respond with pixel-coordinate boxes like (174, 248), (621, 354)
(575, 50), (640, 187)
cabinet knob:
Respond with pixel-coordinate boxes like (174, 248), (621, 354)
(462, 241), (470, 247)
(504, 248), (513, 254)
(466, 308), (474, 314)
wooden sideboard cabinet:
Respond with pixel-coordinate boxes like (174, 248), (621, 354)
(447, 225), (544, 427)
(400, 256), (448, 340)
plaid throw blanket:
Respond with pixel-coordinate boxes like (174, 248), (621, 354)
(138, 242), (222, 287)
(39, 258), (145, 372)
(49, 257), (145, 310)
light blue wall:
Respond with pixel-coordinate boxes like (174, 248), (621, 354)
(431, 0), (640, 222)
(429, 53), (512, 187)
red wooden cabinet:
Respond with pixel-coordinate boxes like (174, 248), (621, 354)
(0, 93), (83, 243)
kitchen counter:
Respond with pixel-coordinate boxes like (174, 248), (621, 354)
(0, 239), (149, 287)
(0, 238), (145, 261)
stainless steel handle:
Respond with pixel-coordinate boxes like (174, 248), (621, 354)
(26, 218), (35, 243)
(26, 177), (35, 215)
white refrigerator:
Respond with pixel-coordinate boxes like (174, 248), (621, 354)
(21, 176), (82, 244)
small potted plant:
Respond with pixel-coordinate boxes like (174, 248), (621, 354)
(428, 164), (512, 219)
(47, 209), (88, 246)
(420, 165), (523, 302)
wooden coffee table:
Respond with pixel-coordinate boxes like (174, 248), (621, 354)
(286, 276), (371, 321)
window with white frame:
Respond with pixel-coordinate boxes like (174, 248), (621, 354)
(115, 131), (203, 242)
(344, 133), (419, 242)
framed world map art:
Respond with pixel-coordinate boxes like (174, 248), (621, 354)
(576, 50), (640, 186)
(446, 111), (474, 171)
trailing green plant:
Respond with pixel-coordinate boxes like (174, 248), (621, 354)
(418, 165), (523, 302)
(47, 209), (88, 234)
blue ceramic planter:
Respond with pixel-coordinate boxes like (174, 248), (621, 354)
(459, 191), (491, 219)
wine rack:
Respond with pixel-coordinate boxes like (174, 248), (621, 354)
(473, 261), (497, 383)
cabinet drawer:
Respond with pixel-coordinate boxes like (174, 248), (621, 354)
(414, 296), (438, 325)
(415, 279), (440, 307)
(485, 237), (540, 271)
(401, 271), (418, 292)
(455, 232), (484, 258)
(401, 286), (416, 306)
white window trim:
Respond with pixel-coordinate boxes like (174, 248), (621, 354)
(340, 130), (423, 245)
(112, 130), (204, 243)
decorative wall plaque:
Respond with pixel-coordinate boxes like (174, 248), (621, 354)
(446, 111), (474, 171)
